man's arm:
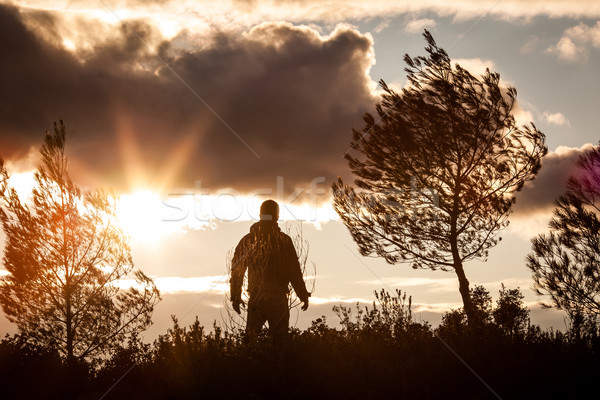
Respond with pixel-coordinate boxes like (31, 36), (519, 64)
(283, 235), (310, 310)
(230, 236), (249, 314)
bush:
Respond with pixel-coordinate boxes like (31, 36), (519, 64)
(1, 288), (599, 399)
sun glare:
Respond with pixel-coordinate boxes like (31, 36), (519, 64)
(117, 190), (170, 244)
(8, 171), (36, 200)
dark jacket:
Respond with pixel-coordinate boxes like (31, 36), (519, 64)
(230, 221), (309, 303)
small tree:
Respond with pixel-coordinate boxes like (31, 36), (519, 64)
(470, 285), (493, 326)
(527, 144), (600, 323)
(0, 121), (160, 365)
(492, 284), (529, 337)
(333, 31), (547, 319)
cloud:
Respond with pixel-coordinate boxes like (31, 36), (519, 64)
(310, 296), (373, 305)
(118, 275), (230, 294)
(519, 36), (540, 54)
(404, 18), (436, 34)
(0, 4), (376, 195)
(452, 58), (495, 75)
(360, 277), (458, 292)
(513, 144), (595, 214)
(412, 302), (461, 313)
(373, 18), (391, 34)
(12, 0), (600, 31)
(508, 144), (595, 238)
(546, 21), (600, 62)
(513, 105), (535, 127)
(546, 36), (587, 61)
(542, 111), (570, 126)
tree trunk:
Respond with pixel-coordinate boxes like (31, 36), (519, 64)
(454, 261), (472, 322)
(66, 296), (74, 363)
(449, 198), (472, 322)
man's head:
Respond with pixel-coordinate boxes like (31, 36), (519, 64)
(260, 199), (279, 221)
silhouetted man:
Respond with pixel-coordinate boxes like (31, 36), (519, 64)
(230, 200), (310, 338)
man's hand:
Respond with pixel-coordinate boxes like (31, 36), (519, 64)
(301, 297), (309, 311)
(232, 298), (246, 314)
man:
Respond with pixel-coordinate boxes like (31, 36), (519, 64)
(230, 199), (310, 338)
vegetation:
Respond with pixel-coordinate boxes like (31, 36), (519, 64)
(0, 287), (597, 399)
(333, 31), (547, 319)
(0, 121), (160, 366)
(528, 144), (600, 329)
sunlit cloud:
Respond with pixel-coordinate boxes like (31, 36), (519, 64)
(359, 277), (458, 292)
(0, 6), (376, 194)
(546, 21), (600, 62)
(161, 192), (340, 228)
(373, 18), (391, 34)
(452, 58), (495, 75)
(116, 188), (340, 244)
(309, 296), (373, 305)
(13, 0), (600, 42)
(117, 274), (229, 294)
(546, 36), (586, 61)
(542, 111), (570, 126)
(359, 276), (533, 294)
(412, 302), (461, 313)
(482, 278), (535, 292)
(1, 171), (340, 245)
(404, 18), (436, 34)
(513, 106), (535, 127)
(507, 210), (554, 240)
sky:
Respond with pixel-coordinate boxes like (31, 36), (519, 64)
(1, 0), (600, 339)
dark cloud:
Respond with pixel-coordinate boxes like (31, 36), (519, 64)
(513, 144), (594, 214)
(0, 4), (374, 194)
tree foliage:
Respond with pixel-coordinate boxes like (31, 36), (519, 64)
(437, 285), (530, 339)
(0, 121), (160, 364)
(492, 284), (529, 337)
(333, 30), (547, 316)
(527, 144), (600, 321)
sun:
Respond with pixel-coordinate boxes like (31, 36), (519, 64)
(116, 190), (169, 244)
(7, 171), (37, 200)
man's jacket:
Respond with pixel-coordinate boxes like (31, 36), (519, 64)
(230, 220), (309, 303)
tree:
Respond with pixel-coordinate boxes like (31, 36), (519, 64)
(492, 284), (529, 337)
(527, 144), (600, 323)
(333, 31), (547, 319)
(0, 121), (160, 365)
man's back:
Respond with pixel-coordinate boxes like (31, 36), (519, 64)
(229, 199), (310, 337)
(230, 220), (308, 304)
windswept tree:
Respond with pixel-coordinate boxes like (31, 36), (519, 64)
(0, 121), (160, 365)
(527, 144), (600, 321)
(333, 31), (547, 319)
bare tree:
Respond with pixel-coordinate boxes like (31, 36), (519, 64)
(333, 31), (547, 320)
